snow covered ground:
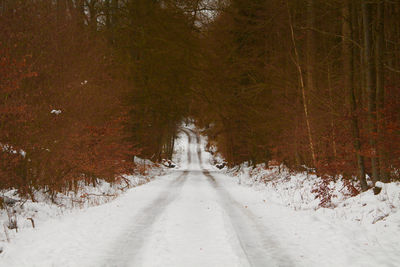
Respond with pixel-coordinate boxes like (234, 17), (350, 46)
(0, 162), (164, 255)
(1, 127), (399, 266)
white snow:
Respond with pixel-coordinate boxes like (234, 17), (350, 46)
(207, 154), (400, 266)
(0, 165), (164, 255)
(222, 161), (400, 225)
(50, 109), (62, 115)
(0, 143), (26, 158)
(1, 127), (399, 267)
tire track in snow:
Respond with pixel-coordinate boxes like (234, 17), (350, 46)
(189, 130), (293, 267)
(190, 128), (203, 166)
(202, 170), (293, 267)
(102, 170), (189, 267)
(102, 132), (195, 267)
(180, 128), (192, 164)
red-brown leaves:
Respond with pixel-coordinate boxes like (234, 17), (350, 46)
(0, 4), (138, 197)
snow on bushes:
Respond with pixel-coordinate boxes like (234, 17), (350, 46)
(224, 162), (400, 225)
(0, 161), (165, 251)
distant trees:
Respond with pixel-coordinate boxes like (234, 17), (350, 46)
(112, 0), (198, 161)
(193, 0), (400, 189)
(194, 0), (274, 166)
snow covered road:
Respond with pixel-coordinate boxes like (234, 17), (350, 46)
(134, 130), (293, 267)
(1, 128), (398, 267)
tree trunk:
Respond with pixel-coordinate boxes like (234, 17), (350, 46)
(327, 63), (337, 161)
(287, 0), (317, 168)
(105, 0), (111, 29)
(87, 0), (97, 31)
(362, 0), (380, 187)
(76, 0), (85, 27)
(375, 0), (388, 182)
(112, 0), (119, 25)
(343, 0), (368, 191)
(306, 0), (315, 102)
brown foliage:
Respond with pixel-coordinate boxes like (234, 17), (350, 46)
(192, 0), (400, 186)
(0, 1), (138, 198)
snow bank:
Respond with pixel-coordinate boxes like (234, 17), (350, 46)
(200, 129), (400, 229)
(0, 163), (165, 252)
(199, 131), (400, 266)
(221, 162), (400, 227)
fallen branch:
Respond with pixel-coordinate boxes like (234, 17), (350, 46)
(18, 198), (28, 208)
(118, 183), (130, 191)
(372, 214), (389, 224)
(27, 218), (35, 228)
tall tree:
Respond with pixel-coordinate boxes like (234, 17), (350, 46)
(375, 0), (387, 182)
(343, 0), (368, 191)
(287, 0), (317, 168)
(362, 0), (380, 187)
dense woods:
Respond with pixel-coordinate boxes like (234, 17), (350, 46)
(1, 0), (400, 199)
(0, 0), (198, 198)
(193, 0), (400, 192)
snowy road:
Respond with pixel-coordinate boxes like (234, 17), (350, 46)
(1, 128), (398, 267)
(130, 129), (292, 267)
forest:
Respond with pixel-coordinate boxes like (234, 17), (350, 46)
(1, 0), (400, 200)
